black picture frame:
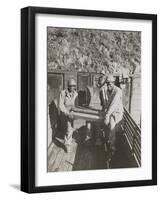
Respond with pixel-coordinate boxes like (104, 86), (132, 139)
(21, 6), (157, 193)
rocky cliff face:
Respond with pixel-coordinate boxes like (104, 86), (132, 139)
(47, 27), (141, 74)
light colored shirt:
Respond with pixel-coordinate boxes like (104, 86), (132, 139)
(58, 89), (78, 115)
(106, 85), (123, 116)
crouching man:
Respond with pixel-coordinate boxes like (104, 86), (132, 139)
(104, 75), (124, 156)
(58, 78), (78, 153)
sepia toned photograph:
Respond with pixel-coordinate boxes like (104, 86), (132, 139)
(21, 7), (157, 193)
(47, 27), (141, 172)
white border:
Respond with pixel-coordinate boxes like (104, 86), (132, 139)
(35, 14), (152, 186)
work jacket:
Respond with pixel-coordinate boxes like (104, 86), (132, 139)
(105, 85), (124, 119)
(58, 89), (78, 115)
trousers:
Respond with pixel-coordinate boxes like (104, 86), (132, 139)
(60, 112), (74, 145)
(105, 113), (123, 152)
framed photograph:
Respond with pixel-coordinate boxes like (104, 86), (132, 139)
(21, 6), (157, 193)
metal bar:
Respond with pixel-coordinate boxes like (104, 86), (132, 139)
(134, 140), (141, 153)
(124, 123), (134, 141)
(123, 117), (141, 145)
(129, 77), (133, 114)
(133, 153), (141, 167)
(123, 107), (141, 167)
(124, 126), (133, 145)
(134, 149), (141, 162)
(133, 142), (141, 155)
(124, 113), (140, 132)
(124, 121), (141, 143)
(125, 131), (141, 167)
(124, 108), (141, 134)
(124, 134), (132, 150)
(123, 113), (141, 135)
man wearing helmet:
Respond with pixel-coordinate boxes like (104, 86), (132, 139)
(58, 78), (78, 153)
(103, 75), (124, 156)
(97, 70), (108, 111)
(94, 70), (108, 146)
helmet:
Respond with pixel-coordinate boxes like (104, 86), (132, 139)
(67, 78), (76, 86)
(106, 74), (115, 83)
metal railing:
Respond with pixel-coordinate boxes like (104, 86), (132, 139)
(122, 108), (141, 167)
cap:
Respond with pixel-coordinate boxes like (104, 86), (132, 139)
(67, 78), (76, 86)
(106, 74), (115, 83)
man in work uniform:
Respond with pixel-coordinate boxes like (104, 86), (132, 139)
(58, 78), (78, 153)
(94, 70), (108, 145)
(97, 70), (108, 111)
(104, 75), (124, 156)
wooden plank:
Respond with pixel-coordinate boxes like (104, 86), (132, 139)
(59, 142), (78, 172)
(50, 148), (65, 172)
(48, 144), (61, 172)
(60, 152), (73, 172)
(57, 151), (67, 172)
(67, 142), (78, 171)
(48, 142), (54, 157)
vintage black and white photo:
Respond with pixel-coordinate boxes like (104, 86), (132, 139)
(21, 6), (157, 193)
(47, 27), (141, 172)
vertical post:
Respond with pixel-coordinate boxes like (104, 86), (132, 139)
(129, 76), (133, 114)
(123, 112), (126, 136)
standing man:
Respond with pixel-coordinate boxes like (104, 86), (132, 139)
(58, 78), (78, 153)
(104, 75), (124, 156)
(94, 70), (108, 146)
(97, 70), (108, 111)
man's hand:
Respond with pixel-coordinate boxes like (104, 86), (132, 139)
(68, 111), (74, 120)
(104, 114), (110, 125)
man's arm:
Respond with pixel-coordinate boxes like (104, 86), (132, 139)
(74, 94), (78, 107)
(58, 91), (69, 115)
(106, 89), (121, 116)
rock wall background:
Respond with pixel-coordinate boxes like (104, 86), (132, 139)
(47, 27), (141, 74)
